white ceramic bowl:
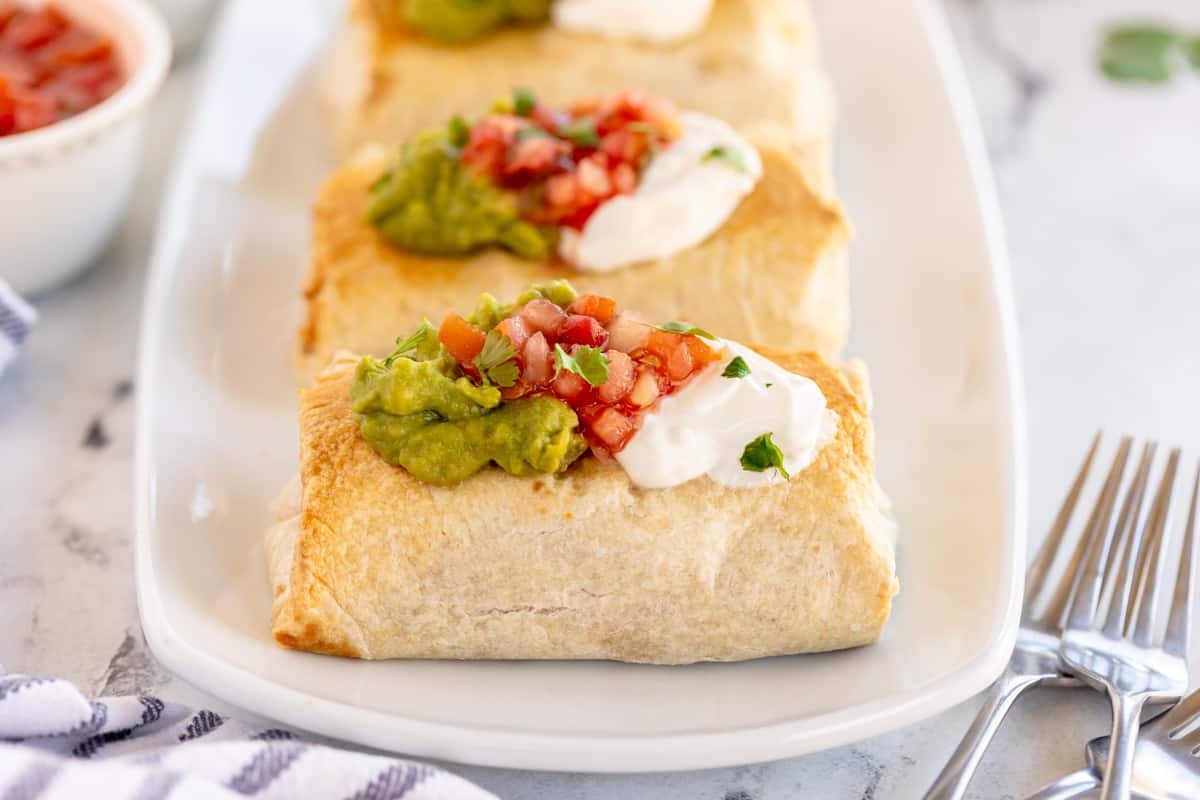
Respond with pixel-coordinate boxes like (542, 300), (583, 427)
(0, 0), (171, 296)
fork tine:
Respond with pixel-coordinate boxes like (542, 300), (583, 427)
(1161, 461), (1198, 656)
(1100, 443), (1156, 636)
(1161, 687), (1200, 734)
(1062, 438), (1133, 631)
(1025, 432), (1101, 614)
(1128, 449), (1181, 645)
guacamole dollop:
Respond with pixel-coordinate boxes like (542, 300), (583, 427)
(366, 129), (556, 259)
(350, 321), (587, 485)
(401, 0), (552, 43)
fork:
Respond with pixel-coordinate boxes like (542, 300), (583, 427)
(926, 434), (1111, 799)
(1058, 445), (1191, 800)
(1028, 686), (1200, 800)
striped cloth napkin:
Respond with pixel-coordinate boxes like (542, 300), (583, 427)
(0, 667), (497, 800)
(0, 279), (37, 377)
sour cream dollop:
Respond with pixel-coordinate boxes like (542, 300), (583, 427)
(558, 111), (762, 273)
(551, 0), (714, 44)
(616, 342), (838, 490)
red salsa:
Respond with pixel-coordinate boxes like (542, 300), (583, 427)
(457, 90), (681, 231)
(438, 292), (721, 456)
(0, 4), (125, 137)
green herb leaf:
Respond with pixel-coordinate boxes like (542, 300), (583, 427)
(447, 115), (471, 147)
(384, 322), (435, 366)
(701, 145), (749, 173)
(553, 343), (609, 387)
(722, 356), (751, 379)
(740, 433), (790, 479)
(559, 118), (600, 148)
(649, 320), (717, 340)
(1185, 35), (1200, 70)
(1100, 26), (1180, 83)
(513, 88), (537, 117)
(475, 329), (519, 387)
(765, 383), (773, 388)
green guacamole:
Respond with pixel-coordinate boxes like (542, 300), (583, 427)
(366, 129), (556, 259)
(401, 0), (552, 43)
(350, 314), (587, 485)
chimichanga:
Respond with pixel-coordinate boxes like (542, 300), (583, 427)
(269, 286), (896, 664)
(321, 0), (835, 182)
(298, 118), (850, 382)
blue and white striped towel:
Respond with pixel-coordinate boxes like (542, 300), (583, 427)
(0, 667), (497, 800)
(0, 279), (37, 377)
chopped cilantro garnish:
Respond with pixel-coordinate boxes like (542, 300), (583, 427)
(722, 356), (750, 379)
(384, 322), (435, 366)
(447, 115), (471, 148)
(740, 433), (790, 479)
(559, 118), (600, 148)
(475, 329), (520, 387)
(553, 343), (609, 387)
(649, 320), (717, 340)
(701, 145), (749, 173)
(513, 88), (537, 117)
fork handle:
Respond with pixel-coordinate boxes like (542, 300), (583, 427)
(1023, 768), (1100, 800)
(924, 671), (1047, 800)
(1098, 692), (1146, 800)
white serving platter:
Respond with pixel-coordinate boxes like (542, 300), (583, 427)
(134, 0), (1026, 772)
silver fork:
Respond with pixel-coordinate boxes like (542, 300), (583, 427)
(1058, 446), (1191, 800)
(1028, 689), (1200, 800)
(926, 434), (1113, 800)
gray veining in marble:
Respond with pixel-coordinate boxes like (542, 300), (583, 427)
(2, 1), (1200, 797)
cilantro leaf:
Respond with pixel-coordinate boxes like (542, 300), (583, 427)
(1100, 26), (1180, 83)
(553, 343), (609, 387)
(649, 320), (717, 340)
(384, 321), (435, 366)
(447, 115), (471, 147)
(559, 118), (600, 148)
(514, 88), (537, 117)
(722, 356), (750, 379)
(740, 433), (790, 479)
(701, 145), (749, 173)
(474, 329), (519, 387)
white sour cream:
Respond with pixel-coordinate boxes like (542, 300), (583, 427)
(558, 111), (762, 272)
(615, 342), (837, 490)
(551, 0), (714, 44)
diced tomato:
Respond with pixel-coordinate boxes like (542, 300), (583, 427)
(504, 133), (568, 179)
(494, 315), (529, 353)
(683, 334), (721, 369)
(552, 368), (592, 405)
(644, 330), (699, 381)
(628, 367), (661, 407)
(597, 350), (634, 404)
(499, 380), (532, 401)
(576, 154), (612, 197)
(437, 312), (486, 364)
(612, 162), (637, 195)
(567, 293), (616, 325)
(587, 407), (635, 450)
(559, 314), (608, 348)
(518, 298), (567, 337)
(605, 313), (650, 353)
(544, 172), (577, 208)
(521, 332), (553, 385)
(460, 118), (512, 177)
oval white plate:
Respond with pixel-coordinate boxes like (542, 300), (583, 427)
(134, 0), (1026, 772)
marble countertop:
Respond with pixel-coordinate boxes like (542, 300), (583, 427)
(3, 0), (1199, 797)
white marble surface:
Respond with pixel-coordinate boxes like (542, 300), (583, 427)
(2, 1), (1200, 797)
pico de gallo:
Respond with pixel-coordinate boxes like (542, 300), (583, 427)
(0, 4), (125, 137)
(350, 281), (722, 485)
(365, 89), (681, 260)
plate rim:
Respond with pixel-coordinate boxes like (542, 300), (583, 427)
(133, 0), (1028, 772)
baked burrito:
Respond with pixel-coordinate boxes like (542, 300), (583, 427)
(321, 0), (835, 181)
(298, 90), (850, 381)
(269, 283), (898, 664)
